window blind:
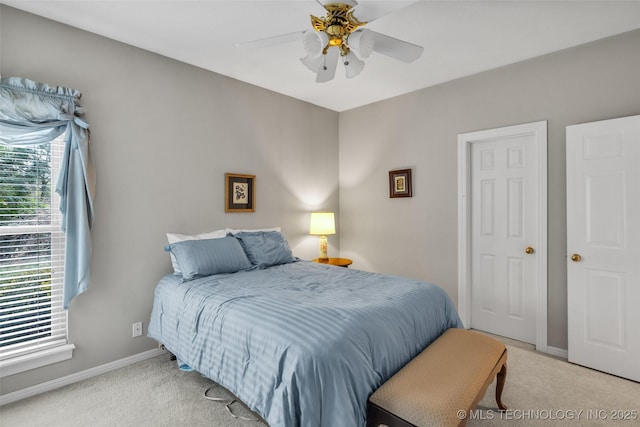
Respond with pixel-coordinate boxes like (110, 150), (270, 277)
(0, 136), (67, 360)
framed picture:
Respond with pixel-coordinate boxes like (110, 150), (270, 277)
(389, 168), (412, 198)
(225, 173), (255, 212)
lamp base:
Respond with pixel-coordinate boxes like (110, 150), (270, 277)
(318, 235), (328, 260)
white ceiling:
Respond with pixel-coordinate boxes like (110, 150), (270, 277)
(4, 0), (640, 112)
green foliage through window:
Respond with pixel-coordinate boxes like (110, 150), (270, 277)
(0, 144), (53, 226)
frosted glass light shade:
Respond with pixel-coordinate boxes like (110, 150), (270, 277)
(300, 53), (324, 72)
(347, 29), (375, 58)
(315, 47), (339, 83)
(309, 212), (336, 236)
(344, 52), (365, 79)
(303, 30), (329, 56)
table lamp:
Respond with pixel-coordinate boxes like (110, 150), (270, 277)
(309, 212), (335, 260)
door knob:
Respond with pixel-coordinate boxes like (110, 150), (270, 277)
(525, 247), (535, 254)
(571, 254), (582, 262)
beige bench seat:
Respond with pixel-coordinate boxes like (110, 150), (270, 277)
(367, 328), (507, 427)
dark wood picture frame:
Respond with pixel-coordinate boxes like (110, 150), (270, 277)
(225, 173), (255, 212)
(389, 169), (412, 198)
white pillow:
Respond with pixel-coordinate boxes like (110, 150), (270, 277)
(166, 229), (227, 273)
(225, 227), (281, 235)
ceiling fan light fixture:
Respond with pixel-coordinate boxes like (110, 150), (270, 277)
(302, 29), (329, 56)
(347, 29), (375, 58)
(300, 53), (324, 72)
(343, 51), (364, 79)
(294, 1), (423, 82)
(315, 47), (340, 83)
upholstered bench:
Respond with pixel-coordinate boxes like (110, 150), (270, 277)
(367, 328), (507, 427)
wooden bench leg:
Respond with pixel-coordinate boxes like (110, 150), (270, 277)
(495, 363), (507, 411)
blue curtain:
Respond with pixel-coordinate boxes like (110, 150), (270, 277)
(0, 77), (96, 309)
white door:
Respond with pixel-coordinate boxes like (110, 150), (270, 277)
(470, 135), (538, 343)
(458, 121), (547, 349)
(567, 115), (640, 382)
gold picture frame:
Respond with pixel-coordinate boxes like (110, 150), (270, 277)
(389, 169), (412, 198)
(225, 173), (255, 212)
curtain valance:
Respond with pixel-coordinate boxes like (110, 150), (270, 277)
(0, 77), (96, 309)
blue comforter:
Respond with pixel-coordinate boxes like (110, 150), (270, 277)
(148, 261), (462, 427)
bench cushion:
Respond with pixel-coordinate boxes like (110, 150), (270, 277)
(368, 328), (507, 427)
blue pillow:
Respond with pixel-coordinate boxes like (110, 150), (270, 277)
(235, 231), (296, 267)
(168, 236), (252, 280)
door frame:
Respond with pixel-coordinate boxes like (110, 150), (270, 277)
(457, 121), (548, 352)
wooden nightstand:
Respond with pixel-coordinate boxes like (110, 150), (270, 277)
(312, 257), (353, 268)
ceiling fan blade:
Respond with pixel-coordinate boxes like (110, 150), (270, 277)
(319, 0), (358, 8)
(316, 48), (339, 83)
(370, 31), (424, 63)
(352, 1), (418, 24)
(236, 30), (306, 49)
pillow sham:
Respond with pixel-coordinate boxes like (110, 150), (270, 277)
(235, 231), (296, 268)
(226, 227), (281, 235)
(166, 229), (227, 273)
(167, 236), (252, 281)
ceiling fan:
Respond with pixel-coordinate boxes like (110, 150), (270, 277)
(241, 0), (423, 83)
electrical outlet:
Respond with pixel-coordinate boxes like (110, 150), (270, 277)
(132, 321), (143, 338)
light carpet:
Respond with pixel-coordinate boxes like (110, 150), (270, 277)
(1, 345), (638, 426)
(468, 345), (639, 426)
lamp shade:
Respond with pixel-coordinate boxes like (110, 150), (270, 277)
(309, 212), (336, 235)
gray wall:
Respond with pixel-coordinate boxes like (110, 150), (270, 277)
(339, 29), (640, 350)
(0, 6), (339, 395)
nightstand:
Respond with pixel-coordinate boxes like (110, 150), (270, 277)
(312, 257), (353, 268)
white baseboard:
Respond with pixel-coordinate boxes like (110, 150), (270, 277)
(546, 345), (568, 359)
(0, 348), (165, 406)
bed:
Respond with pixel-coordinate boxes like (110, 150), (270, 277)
(147, 230), (462, 427)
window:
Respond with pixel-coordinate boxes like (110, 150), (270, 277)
(0, 134), (74, 376)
